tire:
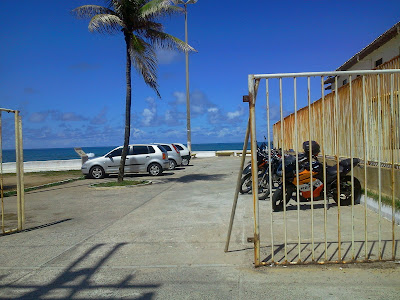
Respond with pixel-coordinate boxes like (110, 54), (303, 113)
(258, 175), (270, 200)
(240, 173), (252, 194)
(89, 166), (105, 179)
(168, 159), (177, 170)
(182, 158), (189, 166)
(148, 163), (163, 176)
(272, 188), (284, 212)
(332, 176), (362, 206)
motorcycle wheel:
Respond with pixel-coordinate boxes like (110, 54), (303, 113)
(332, 176), (362, 206)
(240, 173), (252, 194)
(272, 188), (285, 212)
(258, 175), (270, 200)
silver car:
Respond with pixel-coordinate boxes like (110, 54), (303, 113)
(81, 144), (169, 179)
(173, 143), (191, 166)
(152, 143), (182, 170)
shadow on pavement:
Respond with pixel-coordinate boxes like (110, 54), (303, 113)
(0, 243), (159, 299)
(0, 219), (72, 237)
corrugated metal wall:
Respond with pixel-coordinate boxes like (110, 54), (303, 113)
(273, 56), (400, 165)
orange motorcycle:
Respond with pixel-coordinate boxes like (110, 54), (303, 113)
(272, 141), (361, 212)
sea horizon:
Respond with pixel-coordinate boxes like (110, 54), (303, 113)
(1, 142), (273, 163)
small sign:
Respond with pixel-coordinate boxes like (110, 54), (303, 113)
(74, 147), (87, 158)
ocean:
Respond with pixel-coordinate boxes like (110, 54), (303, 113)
(0, 142), (272, 163)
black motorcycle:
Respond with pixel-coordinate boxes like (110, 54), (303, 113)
(240, 146), (281, 200)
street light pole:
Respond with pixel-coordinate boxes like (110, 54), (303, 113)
(184, 3), (191, 152)
(176, 0), (198, 153)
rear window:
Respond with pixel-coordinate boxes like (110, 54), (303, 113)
(148, 146), (155, 153)
(132, 146), (149, 155)
(175, 144), (184, 151)
(157, 145), (167, 153)
(161, 144), (172, 151)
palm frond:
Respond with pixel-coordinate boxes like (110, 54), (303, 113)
(72, 5), (115, 19)
(146, 29), (196, 52)
(140, 0), (183, 18)
(89, 14), (124, 34)
(130, 34), (161, 97)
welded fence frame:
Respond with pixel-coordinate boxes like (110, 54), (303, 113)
(226, 69), (400, 267)
(0, 108), (25, 234)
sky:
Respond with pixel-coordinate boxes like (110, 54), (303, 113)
(1, 0), (400, 149)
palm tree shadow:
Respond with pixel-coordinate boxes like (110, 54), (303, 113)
(0, 243), (160, 299)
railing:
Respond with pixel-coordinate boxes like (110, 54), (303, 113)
(226, 69), (400, 267)
(0, 108), (25, 234)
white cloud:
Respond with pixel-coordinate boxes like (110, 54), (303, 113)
(156, 49), (180, 64)
(172, 91), (186, 105)
(227, 107), (244, 120)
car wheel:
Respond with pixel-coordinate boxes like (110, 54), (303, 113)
(168, 159), (177, 170)
(90, 166), (105, 179)
(148, 163), (162, 176)
(182, 158), (189, 166)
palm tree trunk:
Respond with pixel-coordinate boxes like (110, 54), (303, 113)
(118, 34), (132, 182)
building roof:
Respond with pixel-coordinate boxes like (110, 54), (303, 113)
(336, 21), (400, 71)
(324, 21), (400, 87)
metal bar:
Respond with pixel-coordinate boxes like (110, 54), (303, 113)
(390, 73), (395, 260)
(0, 111), (4, 234)
(307, 77), (315, 261)
(225, 117), (251, 252)
(266, 79), (275, 262)
(349, 75), (355, 260)
(14, 111), (22, 230)
(18, 115), (24, 229)
(321, 76), (328, 262)
(362, 75), (369, 260)
(249, 75), (260, 266)
(253, 69), (400, 80)
(280, 78), (288, 263)
(377, 74), (382, 260)
(294, 77), (301, 262)
(0, 108), (17, 113)
(335, 76), (342, 261)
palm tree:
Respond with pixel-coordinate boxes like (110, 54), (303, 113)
(72, 0), (194, 182)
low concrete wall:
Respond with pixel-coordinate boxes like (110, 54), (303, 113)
(2, 159), (82, 174)
(354, 165), (399, 199)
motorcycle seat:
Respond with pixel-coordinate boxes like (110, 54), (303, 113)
(326, 164), (343, 176)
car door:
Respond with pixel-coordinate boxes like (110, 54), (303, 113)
(129, 145), (150, 172)
(105, 146), (132, 174)
(105, 147), (123, 174)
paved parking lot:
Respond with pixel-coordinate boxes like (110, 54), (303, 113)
(0, 157), (399, 299)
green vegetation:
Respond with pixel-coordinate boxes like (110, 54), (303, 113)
(2, 170), (82, 177)
(2, 177), (84, 198)
(91, 180), (150, 188)
(362, 188), (400, 212)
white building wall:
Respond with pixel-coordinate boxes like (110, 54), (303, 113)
(334, 34), (400, 88)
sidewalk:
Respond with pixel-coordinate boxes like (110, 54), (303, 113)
(0, 157), (399, 299)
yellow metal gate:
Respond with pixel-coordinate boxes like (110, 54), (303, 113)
(226, 69), (400, 267)
(0, 108), (25, 234)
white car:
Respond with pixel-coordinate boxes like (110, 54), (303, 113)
(173, 143), (191, 166)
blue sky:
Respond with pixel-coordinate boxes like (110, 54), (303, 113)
(1, 0), (399, 149)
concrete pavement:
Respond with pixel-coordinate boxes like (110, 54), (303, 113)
(0, 157), (399, 299)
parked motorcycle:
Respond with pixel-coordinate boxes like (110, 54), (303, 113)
(272, 141), (362, 212)
(240, 145), (281, 200)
